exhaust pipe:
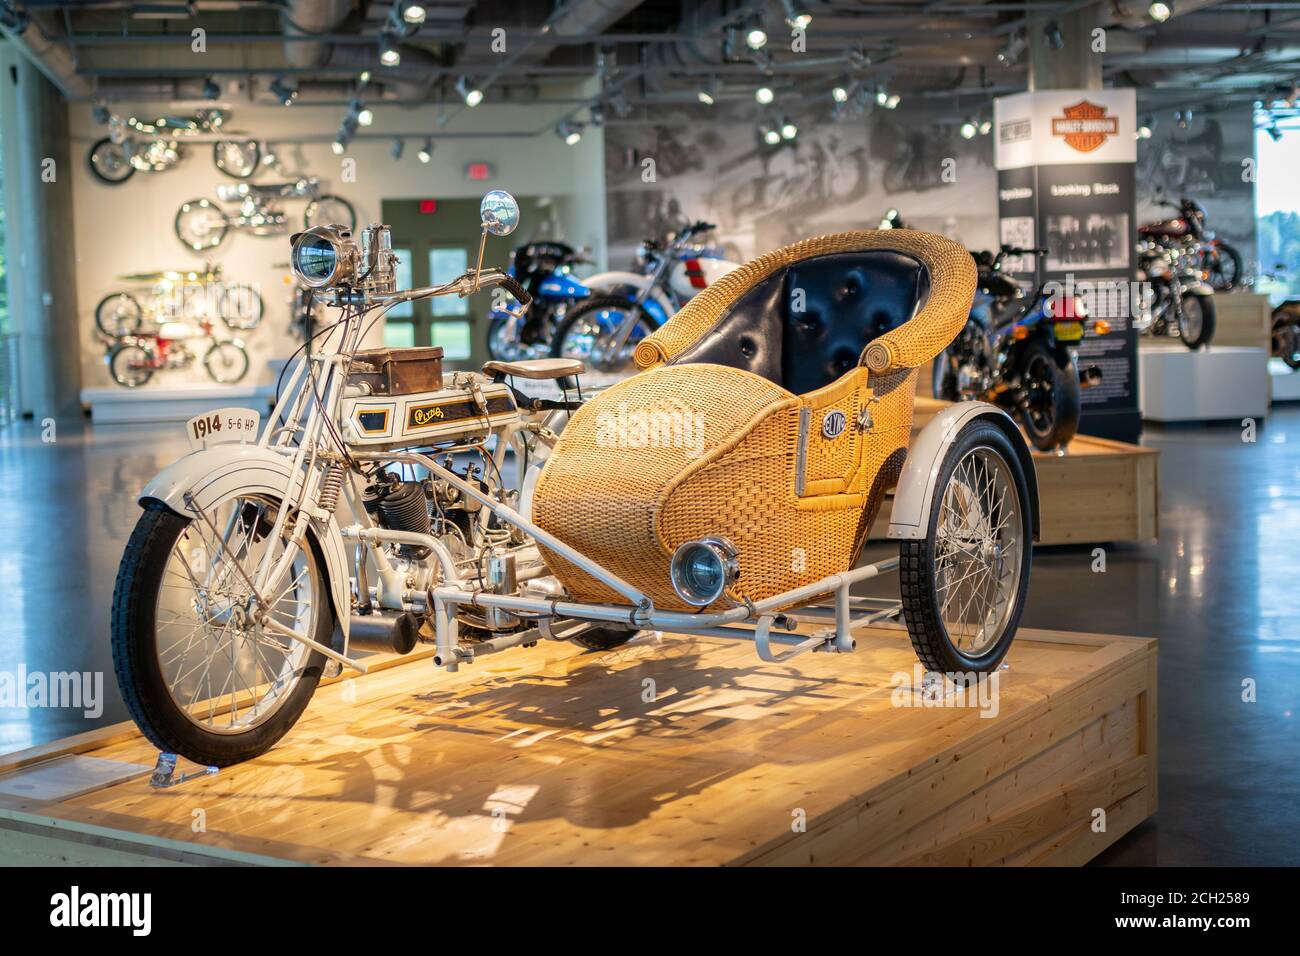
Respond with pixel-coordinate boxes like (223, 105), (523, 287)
(347, 611), (421, 655)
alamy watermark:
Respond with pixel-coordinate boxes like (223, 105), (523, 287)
(0, 667), (104, 718)
(890, 664), (1001, 719)
(594, 402), (706, 459)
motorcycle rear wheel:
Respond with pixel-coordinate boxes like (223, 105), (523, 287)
(95, 292), (143, 338)
(1019, 342), (1080, 452)
(112, 499), (332, 767)
(1201, 243), (1242, 292)
(551, 295), (656, 373)
(1274, 315), (1300, 370)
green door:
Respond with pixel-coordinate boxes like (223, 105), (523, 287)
(382, 197), (543, 369)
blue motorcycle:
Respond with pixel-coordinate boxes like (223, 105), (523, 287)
(933, 245), (1102, 451)
(486, 240), (592, 362)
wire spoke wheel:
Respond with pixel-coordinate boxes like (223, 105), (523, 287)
(900, 419), (1032, 676)
(112, 495), (334, 766)
(552, 296), (654, 372)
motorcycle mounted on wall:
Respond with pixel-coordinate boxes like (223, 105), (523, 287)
(550, 220), (741, 373)
(87, 108), (261, 185)
(94, 263), (263, 339)
(486, 241), (593, 362)
(1141, 196), (1242, 293)
(1134, 234), (1217, 349)
(175, 178), (356, 252)
(933, 245), (1104, 452)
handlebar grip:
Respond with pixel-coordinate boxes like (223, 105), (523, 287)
(497, 275), (532, 310)
(689, 221), (715, 235)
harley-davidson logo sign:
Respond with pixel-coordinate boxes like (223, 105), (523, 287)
(1050, 100), (1119, 153)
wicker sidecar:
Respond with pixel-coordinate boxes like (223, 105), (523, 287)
(526, 229), (1039, 674)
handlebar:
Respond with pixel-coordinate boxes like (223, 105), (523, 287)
(999, 244), (1049, 257)
(496, 274), (533, 311)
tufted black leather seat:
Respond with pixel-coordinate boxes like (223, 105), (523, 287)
(667, 250), (932, 394)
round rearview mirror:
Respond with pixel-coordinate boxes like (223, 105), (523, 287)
(480, 189), (520, 237)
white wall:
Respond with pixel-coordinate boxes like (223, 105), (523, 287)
(70, 85), (606, 387)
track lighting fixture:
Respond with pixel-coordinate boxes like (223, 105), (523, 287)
(780, 0), (812, 30)
(417, 137), (433, 163)
(269, 74), (297, 107)
(401, 2), (427, 25)
(456, 75), (483, 107)
(557, 121), (583, 146)
(380, 35), (401, 67)
(1148, 2), (1173, 23)
(755, 86), (775, 105)
(745, 16), (767, 50)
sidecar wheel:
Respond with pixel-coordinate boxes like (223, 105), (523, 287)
(111, 498), (333, 766)
(899, 420), (1031, 677)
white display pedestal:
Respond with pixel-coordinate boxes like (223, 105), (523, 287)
(1138, 345), (1269, 423)
(1271, 358), (1300, 403)
(81, 383), (275, 424)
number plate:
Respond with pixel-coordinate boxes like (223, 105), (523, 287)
(186, 407), (261, 450)
(1054, 322), (1084, 342)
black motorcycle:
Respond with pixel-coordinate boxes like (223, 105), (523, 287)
(934, 245), (1101, 452)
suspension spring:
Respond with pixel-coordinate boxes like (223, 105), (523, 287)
(318, 462), (346, 513)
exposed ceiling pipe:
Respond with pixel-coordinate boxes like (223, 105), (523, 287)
(281, 0), (353, 69)
(0, 10), (92, 99)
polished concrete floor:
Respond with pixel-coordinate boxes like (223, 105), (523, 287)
(1, 406), (1297, 864)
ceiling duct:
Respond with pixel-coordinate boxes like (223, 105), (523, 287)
(282, 0), (353, 69)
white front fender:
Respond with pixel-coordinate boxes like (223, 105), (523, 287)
(139, 444), (353, 643)
(887, 402), (1041, 541)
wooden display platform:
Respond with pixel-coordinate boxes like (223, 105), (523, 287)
(0, 626), (1155, 866)
(882, 397), (1159, 545)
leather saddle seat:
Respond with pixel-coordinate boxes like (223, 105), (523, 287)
(530, 230), (976, 612)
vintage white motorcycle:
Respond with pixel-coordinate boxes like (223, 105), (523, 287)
(112, 191), (1037, 768)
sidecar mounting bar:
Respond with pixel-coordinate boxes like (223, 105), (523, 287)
(349, 449), (649, 609)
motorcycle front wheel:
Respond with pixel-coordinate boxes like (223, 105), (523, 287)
(1019, 342), (1080, 452)
(108, 342), (155, 388)
(212, 139), (260, 179)
(88, 137), (135, 185)
(487, 313), (551, 362)
(900, 419), (1032, 676)
(220, 283), (264, 330)
(204, 341), (250, 383)
(112, 497), (332, 766)
(175, 198), (229, 251)
(1178, 292), (1216, 349)
(304, 194), (356, 230)
(551, 295), (656, 373)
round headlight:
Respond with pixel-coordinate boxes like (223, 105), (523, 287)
(670, 536), (739, 607)
(291, 226), (353, 289)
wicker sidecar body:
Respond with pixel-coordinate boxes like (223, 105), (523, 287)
(529, 229), (1040, 674)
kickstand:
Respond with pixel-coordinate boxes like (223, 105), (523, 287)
(149, 752), (219, 789)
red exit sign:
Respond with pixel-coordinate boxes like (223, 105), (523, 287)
(465, 162), (492, 181)
(418, 199), (437, 214)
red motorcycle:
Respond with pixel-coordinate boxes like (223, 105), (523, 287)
(106, 316), (249, 388)
(1141, 197), (1242, 292)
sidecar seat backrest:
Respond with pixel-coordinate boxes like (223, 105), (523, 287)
(667, 250), (931, 394)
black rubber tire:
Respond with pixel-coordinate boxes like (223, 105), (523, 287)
(550, 295), (656, 367)
(88, 137), (135, 185)
(220, 283), (264, 331)
(1178, 292), (1216, 350)
(95, 292), (143, 338)
(568, 625), (638, 652)
(203, 341), (250, 383)
(108, 343), (154, 388)
(111, 501), (332, 767)
(1019, 342), (1080, 452)
(304, 194), (356, 230)
(1277, 316), (1300, 370)
(899, 421), (1033, 677)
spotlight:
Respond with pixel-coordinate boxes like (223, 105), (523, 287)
(557, 121), (583, 146)
(391, 138), (404, 160)
(1148, 2), (1172, 22)
(269, 74), (297, 106)
(352, 100), (374, 127)
(876, 88), (888, 106)
(780, 118), (797, 140)
(697, 77), (717, 105)
(997, 31), (1027, 66)
(780, 0), (812, 30)
(979, 118), (992, 135)
(960, 119), (977, 139)
(456, 75), (483, 107)
(760, 122), (781, 146)
(358, 70), (372, 85)
(832, 83), (851, 104)
(1043, 20), (1064, 50)
(884, 93), (900, 109)
(331, 139), (345, 155)
(745, 17), (767, 50)
(401, 2), (427, 25)
(1136, 117), (1153, 139)
(380, 36), (401, 67)
(698, 88), (715, 105)
(202, 76), (220, 100)
(418, 137), (433, 163)
(755, 86), (775, 105)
